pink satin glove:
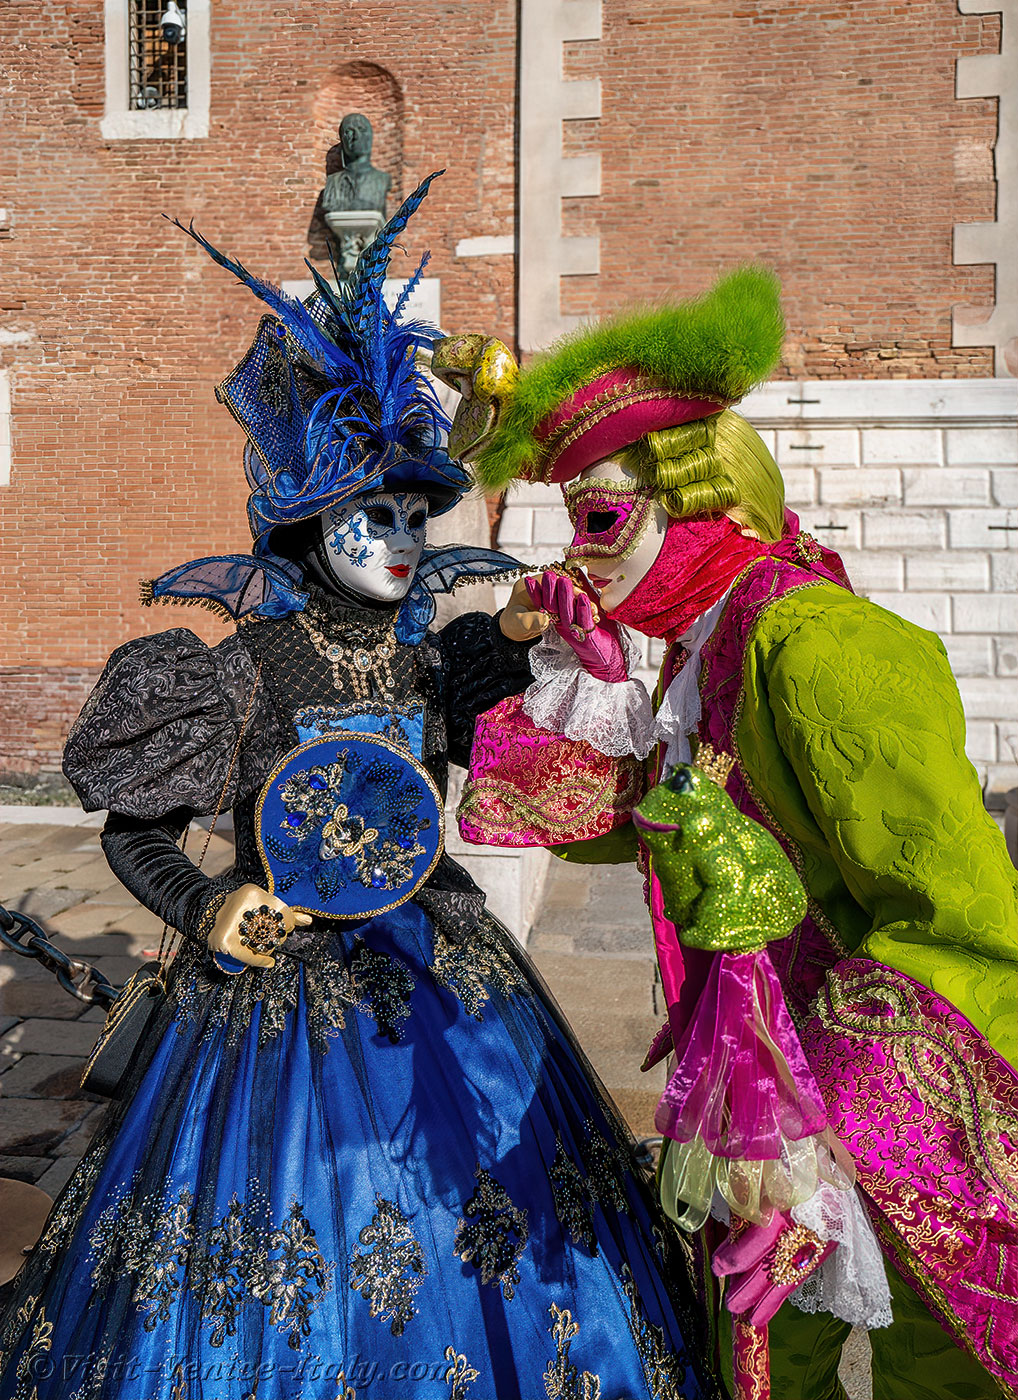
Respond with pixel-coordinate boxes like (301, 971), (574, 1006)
(712, 1210), (835, 1326)
(525, 569), (628, 683)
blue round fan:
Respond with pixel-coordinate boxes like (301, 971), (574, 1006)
(256, 734), (444, 920)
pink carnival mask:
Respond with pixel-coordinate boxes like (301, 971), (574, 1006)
(563, 477), (655, 562)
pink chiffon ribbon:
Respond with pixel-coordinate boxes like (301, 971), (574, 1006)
(655, 948), (828, 1157)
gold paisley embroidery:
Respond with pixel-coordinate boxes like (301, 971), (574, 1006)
(544, 1302), (602, 1400)
(820, 965), (1018, 1209)
(454, 1165), (529, 1299)
(549, 1139), (595, 1251)
(457, 757), (642, 845)
(87, 1179), (332, 1349)
(732, 1316), (769, 1400)
(444, 1346), (479, 1399)
(349, 1194), (426, 1335)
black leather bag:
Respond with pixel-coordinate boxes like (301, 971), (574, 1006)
(79, 962), (166, 1099)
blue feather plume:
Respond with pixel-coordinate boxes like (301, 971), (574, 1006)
(343, 170), (445, 335)
(169, 170), (464, 540)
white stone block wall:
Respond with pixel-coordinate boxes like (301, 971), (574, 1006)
(518, 0), (603, 351)
(494, 379), (1018, 796)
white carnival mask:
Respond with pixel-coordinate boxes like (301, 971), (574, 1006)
(320, 490), (429, 602)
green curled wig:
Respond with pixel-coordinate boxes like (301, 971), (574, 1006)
(625, 411), (786, 542)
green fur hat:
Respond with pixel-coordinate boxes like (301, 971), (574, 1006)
(466, 266), (784, 489)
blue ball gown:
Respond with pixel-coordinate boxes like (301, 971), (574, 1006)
(0, 600), (720, 1400)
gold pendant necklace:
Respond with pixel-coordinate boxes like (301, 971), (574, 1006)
(296, 609), (398, 700)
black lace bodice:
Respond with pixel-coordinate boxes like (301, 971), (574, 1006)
(64, 596), (535, 945)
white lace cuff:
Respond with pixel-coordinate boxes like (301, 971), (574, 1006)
(790, 1183), (893, 1330)
(522, 630), (657, 759)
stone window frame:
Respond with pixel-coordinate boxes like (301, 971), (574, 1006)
(101, 0), (210, 140)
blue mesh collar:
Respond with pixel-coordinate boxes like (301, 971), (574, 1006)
(141, 545), (525, 645)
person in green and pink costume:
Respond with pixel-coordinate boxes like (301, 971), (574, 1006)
(435, 268), (1018, 1400)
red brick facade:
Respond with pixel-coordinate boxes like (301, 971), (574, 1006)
(562, 0), (1000, 379)
(0, 0), (1004, 772)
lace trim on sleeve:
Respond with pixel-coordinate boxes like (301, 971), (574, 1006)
(521, 630), (657, 760)
(789, 1182), (893, 1330)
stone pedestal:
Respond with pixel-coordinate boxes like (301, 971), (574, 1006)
(444, 767), (550, 947)
(323, 208), (385, 278)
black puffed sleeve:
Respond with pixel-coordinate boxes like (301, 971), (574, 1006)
(436, 611), (536, 769)
(64, 628), (285, 944)
(64, 628), (279, 818)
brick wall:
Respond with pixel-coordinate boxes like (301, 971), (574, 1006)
(552, 0), (1002, 377)
(0, 0), (517, 769)
(495, 381), (1018, 796)
(0, 668), (101, 777)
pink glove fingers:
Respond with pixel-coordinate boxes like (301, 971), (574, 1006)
(574, 592), (597, 632)
(712, 1211), (785, 1275)
(525, 569), (630, 683)
(713, 1211), (836, 1328)
(552, 572), (574, 624)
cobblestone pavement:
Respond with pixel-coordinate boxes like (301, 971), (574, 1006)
(0, 815), (870, 1396)
(0, 817), (234, 1201)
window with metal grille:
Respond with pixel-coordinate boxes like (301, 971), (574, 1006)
(129, 0), (188, 110)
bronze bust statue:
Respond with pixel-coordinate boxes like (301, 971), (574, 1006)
(321, 114), (392, 278)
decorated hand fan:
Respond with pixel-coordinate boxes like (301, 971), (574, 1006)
(256, 734), (444, 920)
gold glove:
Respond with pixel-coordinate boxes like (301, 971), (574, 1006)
(207, 883), (313, 971)
(499, 576), (550, 642)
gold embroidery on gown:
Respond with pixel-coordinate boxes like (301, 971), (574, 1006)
(444, 1347), (480, 1399)
(86, 1181), (332, 1349)
(453, 1166), (529, 1299)
(430, 915), (532, 1021)
(349, 1195), (426, 1336)
(543, 1302), (602, 1400)
(621, 1265), (690, 1400)
(549, 1139), (595, 1251)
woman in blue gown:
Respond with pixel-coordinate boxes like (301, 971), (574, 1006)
(0, 177), (719, 1400)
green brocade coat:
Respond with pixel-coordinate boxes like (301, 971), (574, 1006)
(731, 581), (1017, 1066)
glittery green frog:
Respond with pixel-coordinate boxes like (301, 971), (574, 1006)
(632, 765), (807, 952)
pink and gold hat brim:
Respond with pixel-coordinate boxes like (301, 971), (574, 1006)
(531, 368), (726, 485)
(436, 267), (785, 494)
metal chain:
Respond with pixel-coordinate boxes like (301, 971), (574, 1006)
(0, 902), (120, 1009)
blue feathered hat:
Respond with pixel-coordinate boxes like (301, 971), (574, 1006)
(174, 171), (468, 555)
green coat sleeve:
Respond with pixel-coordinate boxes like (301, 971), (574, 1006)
(749, 588), (1017, 1065)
